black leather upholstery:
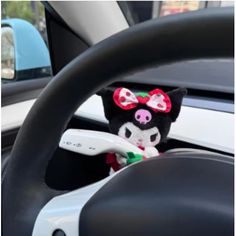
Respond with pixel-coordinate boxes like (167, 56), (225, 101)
(2, 7), (234, 236)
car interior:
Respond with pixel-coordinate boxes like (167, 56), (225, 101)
(1, 1), (234, 236)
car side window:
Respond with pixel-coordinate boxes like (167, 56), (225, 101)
(1, 2), (51, 83)
(1, 26), (15, 80)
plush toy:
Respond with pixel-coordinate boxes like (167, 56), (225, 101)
(99, 87), (187, 173)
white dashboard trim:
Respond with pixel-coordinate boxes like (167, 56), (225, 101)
(1, 100), (35, 132)
(1, 95), (234, 154)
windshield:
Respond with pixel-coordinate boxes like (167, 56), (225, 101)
(117, 1), (234, 95)
(118, 1), (234, 25)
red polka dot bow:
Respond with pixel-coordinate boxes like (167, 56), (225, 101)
(113, 87), (172, 113)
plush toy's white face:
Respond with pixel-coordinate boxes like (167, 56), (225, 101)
(118, 122), (161, 148)
(101, 87), (187, 151)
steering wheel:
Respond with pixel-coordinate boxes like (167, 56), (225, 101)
(2, 7), (233, 236)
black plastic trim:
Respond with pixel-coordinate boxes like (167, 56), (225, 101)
(45, 5), (89, 75)
(112, 82), (234, 101)
(15, 67), (51, 81)
(1, 77), (51, 106)
(108, 82), (234, 113)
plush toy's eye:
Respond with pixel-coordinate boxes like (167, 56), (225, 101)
(150, 133), (158, 142)
(125, 128), (132, 138)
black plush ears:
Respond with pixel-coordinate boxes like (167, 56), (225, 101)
(98, 87), (187, 122)
(167, 88), (187, 122)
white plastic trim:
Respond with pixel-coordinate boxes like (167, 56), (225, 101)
(77, 95), (234, 154)
(48, 1), (129, 45)
(1, 95), (234, 153)
(59, 129), (144, 157)
(1, 100), (35, 132)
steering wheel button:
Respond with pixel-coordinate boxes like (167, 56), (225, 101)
(52, 229), (66, 236)
(74, 143), (81, 147)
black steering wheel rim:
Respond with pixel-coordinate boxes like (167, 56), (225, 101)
(2, 7), (234, 236)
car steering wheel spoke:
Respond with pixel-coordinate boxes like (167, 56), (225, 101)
(32, 168), (125, 236)
(33, 153), (233, 236)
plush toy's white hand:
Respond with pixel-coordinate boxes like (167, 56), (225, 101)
(115, 154), (127, 166)
(143, 146), (159, 158)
